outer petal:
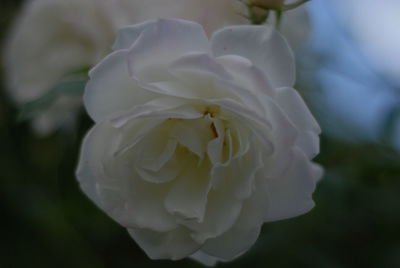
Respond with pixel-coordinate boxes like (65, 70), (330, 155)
(76, 119), (179, 232)
(127, 19), (210, 83)
(211, 25), (296, 88)
(190, 251), (219, 267)
(113, 20), (155, 50)
(76, 121), (118, 207)
(262, 97), (298, 178)
(182, 189), (242, 244)
(264, 147), (318, 222)
(200, 171), (268, 261)
(84, 50), (159, 122)
(128, 227), (200, 260)
(276, 87), (321, 158)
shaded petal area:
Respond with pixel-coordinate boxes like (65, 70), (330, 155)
(200, 172), (268, 260)
(84, 50), (158, 122)
(211, 25), (295, 88)
(128, 227), (200, 260)
(276, 87), (321, 158)
(128, 19), (210, 83)
(264, 147), (318, 222)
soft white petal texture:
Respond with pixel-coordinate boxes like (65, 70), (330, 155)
(77, 120), (179, 232)
(164, 157), (211, 222)
(113, 20), (156, 50)
(128, 227), (200, 260)
(262, 98), (298, 178)
(276, 87), (321, 158)
(200, 172), (268, 260)
(264, 147), (318, 222)
(216, 54), (275, 98)
(84, 49), (159, 122)
(127, 19), (210, 83)
(211, 25), (296, 88)
(190, 250), (219, 267)
(76, 121), (118, 207)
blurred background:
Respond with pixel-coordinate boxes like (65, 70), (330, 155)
(1, 0), (400, 267)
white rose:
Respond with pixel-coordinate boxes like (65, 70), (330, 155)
(76, 19), (322, 265)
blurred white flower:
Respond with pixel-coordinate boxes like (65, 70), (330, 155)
(76, 19), (321, 265)
(4, 0), (120, 134)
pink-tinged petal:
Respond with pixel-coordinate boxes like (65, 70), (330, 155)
(127, 19), (210, 83)
(128, 227), (200, 260)
(84, 49), (159, 122)
(211, 25), (295, 88)
(276, 87), (321, 158)
(264, 147), (318, 222)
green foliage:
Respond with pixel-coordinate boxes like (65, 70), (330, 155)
(18, 76), (87, 122)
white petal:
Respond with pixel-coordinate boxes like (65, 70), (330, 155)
(110, 98), (203, 128)
(312, 163), (324, 184)
(170, 117), (215, 158)
(127, 19), (209, 83)
(113, 20), (156, 50)
(76, 121), (118, 207)
(208, 98), (273, 152)
(165, 158), (211, 222)
(170, 52), (232, 84)
(201, 173), (268, 260)
(262, 97), (298, 178)
(190, 251), (219, 267)
(182, 189), (242, 244)
(216, 54), (275, 98)
(84, 49), (158, 122)
(276, 87), (321, 158)
(128, 227), (200, 260)
(77, 120), (178, 232)
(211, 151), (264, 200)
(264, 147), (318, 222)
(115, 176), (178, 232)
(211, 25), (295, 88)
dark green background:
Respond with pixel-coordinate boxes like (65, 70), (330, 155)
(1, 1), (400, 267)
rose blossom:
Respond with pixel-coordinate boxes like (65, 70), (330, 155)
(76, 19), (322, 265)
